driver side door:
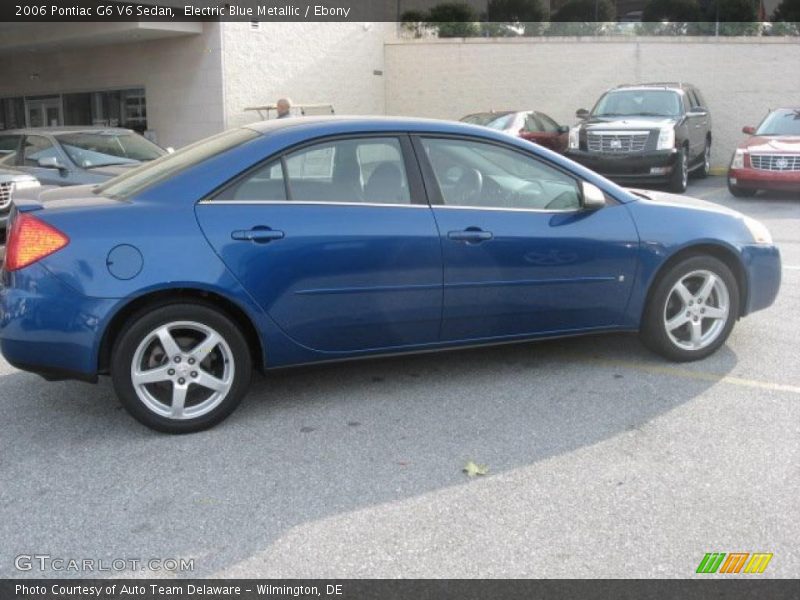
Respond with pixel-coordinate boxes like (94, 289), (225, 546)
(415, 135), (640, 341)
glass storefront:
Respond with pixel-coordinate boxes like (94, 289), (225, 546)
(0, 88), (147, 132)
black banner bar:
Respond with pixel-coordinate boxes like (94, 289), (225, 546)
(3, 580), (800, 600)
(1, 0), (790, 22)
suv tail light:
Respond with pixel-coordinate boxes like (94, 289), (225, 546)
(4, 213), (69, 272)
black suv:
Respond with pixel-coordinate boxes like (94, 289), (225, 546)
(566, 83), (712, 193)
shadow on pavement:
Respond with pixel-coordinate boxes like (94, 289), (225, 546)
(0, 332), (739, 577)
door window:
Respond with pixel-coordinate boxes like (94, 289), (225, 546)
(216, 160), (286, 201)
(284, 137), (411, 204)
(421, 137), (581, 211)
(22, 136), (59, 167)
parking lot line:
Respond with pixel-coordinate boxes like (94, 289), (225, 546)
(784, 265), (800, 271)
(582, 357), (800, 395)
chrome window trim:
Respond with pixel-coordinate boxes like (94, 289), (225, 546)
(200, 199), (426, 208)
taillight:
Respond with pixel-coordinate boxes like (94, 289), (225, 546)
(4, 213), (69, 272)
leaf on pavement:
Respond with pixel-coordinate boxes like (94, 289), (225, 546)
(463, 460), (488, 478)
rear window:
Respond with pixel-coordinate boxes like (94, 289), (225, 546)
(96, 128), (259, 200)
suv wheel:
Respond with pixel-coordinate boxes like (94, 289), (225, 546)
(641, 255), (739, 362)
(668, 148), (689, 193)
(696, 141), (711, 179)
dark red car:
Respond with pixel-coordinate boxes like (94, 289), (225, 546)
(460, 110), (569, 153)
(728, 108), (800, 197)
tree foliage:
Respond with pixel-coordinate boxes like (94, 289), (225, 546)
(426, 2), (481, 37)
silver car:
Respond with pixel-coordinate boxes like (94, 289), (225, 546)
(0, 168), (40, 243)
(0, 127), (166, 187)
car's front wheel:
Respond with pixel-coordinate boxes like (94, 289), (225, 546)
(641, 255), (739, 362)
(111, 302), (252, 433)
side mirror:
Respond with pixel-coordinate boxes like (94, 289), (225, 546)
(557, 125), (570, 134)
(687, 107), (708, 117)
(37, 156), (66, 170)
(742, 126), (756, 135)
(581, 181), (606, 210)
(576, 109), (590, 120)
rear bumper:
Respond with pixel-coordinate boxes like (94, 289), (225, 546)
(729, 167), (800, 192)
(566, 149), (679, 182)
(741, 243), (781, 316)
(0, 264), (117, 381)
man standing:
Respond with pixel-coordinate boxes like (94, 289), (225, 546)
(276, 98), (292, 119)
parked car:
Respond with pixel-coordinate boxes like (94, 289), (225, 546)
(728, 108), (800, 197)
(566, 83), (712, 193)
(0, 117), (779, 433)
(0, 127), (166, 187)
(0, 168), (40, 244)
(460, 110), (569, 153)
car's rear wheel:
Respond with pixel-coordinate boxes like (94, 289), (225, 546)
(668, 148), (689, 193)
(111, 302), (252, 433)
(641, 255), (739, 362)
(728, 181), (757, 197)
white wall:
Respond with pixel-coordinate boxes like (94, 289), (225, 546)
(0, 24), (225, 149)
(385, 36), (800, 167)
(222, 22), (392, 129)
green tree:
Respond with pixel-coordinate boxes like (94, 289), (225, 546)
(771, 0), (800, 34)
(426, 2), (481, 37)
(486, 0), (547, 34)
(400, 9), (430, 38)
(638, 0), (702, 34)
(693, 0), (761, 35)
(548, 0), (616, 34)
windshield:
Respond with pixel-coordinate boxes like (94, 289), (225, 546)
(592, 90), (682, 118)
(756, 109), (800, 136)
(57, 132), (164, 168)
(96, 128), (259, 200)
(461, 112), (516, 131)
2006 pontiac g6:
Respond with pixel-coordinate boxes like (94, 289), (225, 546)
(0, 117), (781, 432)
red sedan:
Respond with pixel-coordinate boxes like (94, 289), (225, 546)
(728, 108), (800, 197)
(460, 110), (569, 153)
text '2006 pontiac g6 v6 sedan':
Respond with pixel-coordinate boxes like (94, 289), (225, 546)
(0, 117), (781, 433)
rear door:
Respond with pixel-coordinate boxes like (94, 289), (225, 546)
(415, 135), (639, 341)
(196, 134), (443, 353)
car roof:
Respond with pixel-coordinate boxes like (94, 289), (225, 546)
(244, 115), (517, 137)
(613, 82), (691, 92)
(2, 127), (137, 136)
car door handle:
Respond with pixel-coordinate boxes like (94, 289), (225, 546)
(231, 227), (285, 243)
(448, 228), (493, 243)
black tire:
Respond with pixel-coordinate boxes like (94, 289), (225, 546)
(668, 148), (689, 193)
(111, 302), (253, 433)
(728, 181), (757, 198)
(640, 255), (740, 362)
(695, 140), (711, 179)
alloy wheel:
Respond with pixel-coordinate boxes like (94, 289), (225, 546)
(130, 321), (235, 419)
(663, 270), (730, 351)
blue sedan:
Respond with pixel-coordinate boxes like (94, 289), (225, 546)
(0, 117), (781, 433)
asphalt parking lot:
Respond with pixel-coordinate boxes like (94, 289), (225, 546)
(1, 176), (798, 579)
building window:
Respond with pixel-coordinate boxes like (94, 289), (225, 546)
(1, 87), (148, 133)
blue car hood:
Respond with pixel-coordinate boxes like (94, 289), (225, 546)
(626, 188), (743, 218)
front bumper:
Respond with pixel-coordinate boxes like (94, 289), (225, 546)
(729, 167), (800, 193)
(0, 263), (117, 381)
(740, 243), (781, 316)
(566, 149), (679, 182)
